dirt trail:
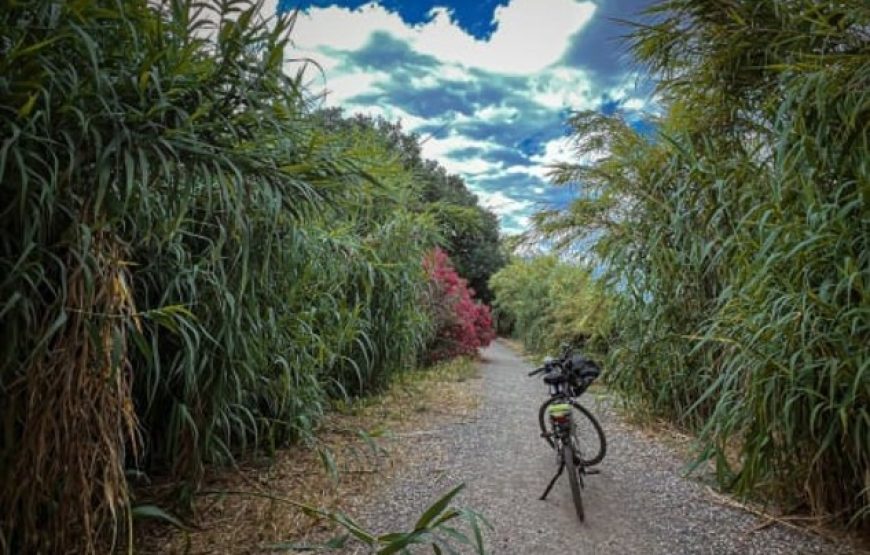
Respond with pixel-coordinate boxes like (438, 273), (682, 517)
(353, 340), (857, 554)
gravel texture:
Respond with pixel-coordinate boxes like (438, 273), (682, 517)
(353, 341), (860, 554)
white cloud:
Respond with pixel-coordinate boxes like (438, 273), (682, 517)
(600, 75), (657, 114)
(419, 131), (497, 160)
(497, 163), (550, 180)
(415, 1), (596, 74)
(340, 102), (432, 131)
(439, 65), (474, 82)
(623, 97), (645, 110)
(292, 0), (597, 75)
(443, 158), (504, 175)
(604, 79), (638, 102)
(476, 104), (519, 122)
(292, 46), (342, 74)
(529, 66), (597, 110)
(532, 134), (610, 172)
(408, 73), (441, 89)
(322, 70), (390, 104)
(499, 212), (532, 234)
(531, 136), (575, 166)
(476, 190), (532, 215)
(292, 4), (405, 52)
(417, 131), (506, 175)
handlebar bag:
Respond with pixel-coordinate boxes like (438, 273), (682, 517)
(568, 354), (601, 380)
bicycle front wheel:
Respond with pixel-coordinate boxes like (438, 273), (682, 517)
(563, 442), (584, 522)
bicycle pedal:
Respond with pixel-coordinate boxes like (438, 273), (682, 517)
(585, 469), (600, 475)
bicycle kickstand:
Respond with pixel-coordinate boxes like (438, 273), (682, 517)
(540, 461), (564, 500)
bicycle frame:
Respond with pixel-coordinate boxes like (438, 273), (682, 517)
(538, 388), (583, 501)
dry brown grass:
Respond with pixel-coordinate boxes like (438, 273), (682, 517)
(3, 236), (140, 554)
(134, 357), (482, 554)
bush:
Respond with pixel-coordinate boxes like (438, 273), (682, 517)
(489, 256), (610, 356)
(423, 248), (495, 362)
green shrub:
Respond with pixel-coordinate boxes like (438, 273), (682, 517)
(489, 256), (610, 356)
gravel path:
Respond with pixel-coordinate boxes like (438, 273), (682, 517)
(355, 341), (857, 554)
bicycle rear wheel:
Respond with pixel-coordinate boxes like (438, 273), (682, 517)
(563, 442), (584, 522)
(539, 398), (606, 466)
(569, 401), (606, 466)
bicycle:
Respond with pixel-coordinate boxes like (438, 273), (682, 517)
(528, 345), (606, 522)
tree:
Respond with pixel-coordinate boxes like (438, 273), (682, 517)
(313, 109), (506, 302)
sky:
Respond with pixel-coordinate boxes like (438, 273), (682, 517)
(276, 0), (655, 234)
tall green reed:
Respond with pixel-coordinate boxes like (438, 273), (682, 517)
(0, 0), (439, 551)
(534, 0), (869, 525)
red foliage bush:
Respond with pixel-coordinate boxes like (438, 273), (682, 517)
(423, 248), (495, 362)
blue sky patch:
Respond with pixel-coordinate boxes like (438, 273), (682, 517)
(284, 0), (513, 39)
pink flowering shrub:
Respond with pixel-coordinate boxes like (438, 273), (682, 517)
(423, 248), (495, 362)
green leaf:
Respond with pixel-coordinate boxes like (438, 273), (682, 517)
(131, 504), (190, 531)
(376, 531), (424, 555)
(414, 484), (465, 531)
(331, 512), (376, 546)
(17, 93), (38, 118)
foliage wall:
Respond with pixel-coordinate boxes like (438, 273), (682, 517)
(0, 1), (492, 552)
(534, 0), (869, 525)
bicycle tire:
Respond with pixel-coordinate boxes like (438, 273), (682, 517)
(538, 398), (607, 466)
(563, 442), (584, 522)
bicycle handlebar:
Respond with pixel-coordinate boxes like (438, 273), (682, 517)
(528, 359), (565, 377)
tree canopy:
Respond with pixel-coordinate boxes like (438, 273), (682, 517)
(316, 108), (506, 302)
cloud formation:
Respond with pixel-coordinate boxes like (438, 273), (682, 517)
(282, 0), (654, 233)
